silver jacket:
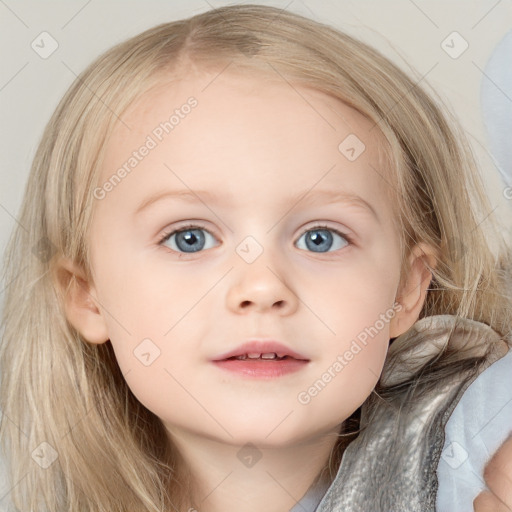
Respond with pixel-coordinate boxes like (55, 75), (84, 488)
(314, 314), (510, 512)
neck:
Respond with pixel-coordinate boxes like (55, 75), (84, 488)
(167, 427), (341, 512)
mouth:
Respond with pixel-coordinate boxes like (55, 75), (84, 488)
(212, 340), (310, 363)
(224, 352), (300, 361)
(211, 345), (309, 379)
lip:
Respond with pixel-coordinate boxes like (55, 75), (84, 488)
(212, 358), (309, 379)
(211, 340), (309, 362)
(211, 339), (310, 379)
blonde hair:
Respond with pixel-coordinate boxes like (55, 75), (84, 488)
(1, 4), (511, 511)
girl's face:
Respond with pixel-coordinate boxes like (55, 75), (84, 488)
(85, 68), (406, 447)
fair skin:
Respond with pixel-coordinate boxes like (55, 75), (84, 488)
(59, 67), (436, 512)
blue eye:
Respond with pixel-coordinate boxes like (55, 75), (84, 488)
(159, 224), (217, 253)
(295, 225), (350, 253)
(158, 223), (351, 254)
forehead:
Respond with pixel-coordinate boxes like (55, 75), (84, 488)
(96, 68), (394, 216)
(116, 69), (379, 146)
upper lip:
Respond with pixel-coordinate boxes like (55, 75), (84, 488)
(212, 340), (309, 361)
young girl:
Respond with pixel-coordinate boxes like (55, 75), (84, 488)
(1, 4), (511, 511)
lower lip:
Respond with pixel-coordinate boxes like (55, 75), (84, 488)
(212, 358), (309, 378)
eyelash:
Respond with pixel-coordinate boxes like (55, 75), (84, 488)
(157, 223), (353, 251)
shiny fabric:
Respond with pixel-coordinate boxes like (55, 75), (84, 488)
(312, 314), (509, 512)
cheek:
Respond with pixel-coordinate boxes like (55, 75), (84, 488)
(318, 258), (400, 334)
(104, 324), (193, 421)
(299, 259), (398, 422)
(94, 259), (176, 333)
(298, 328), (390, 430)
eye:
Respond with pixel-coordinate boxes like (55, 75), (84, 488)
(158, 224), (218, 254)
(158, 223), (352, 255)
(295, 224), (351, 253)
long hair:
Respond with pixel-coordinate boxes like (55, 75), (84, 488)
(1, 4), (511, 511)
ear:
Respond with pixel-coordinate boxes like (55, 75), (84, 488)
(389, 242), (437, 339)
(54, 257), (109, 344)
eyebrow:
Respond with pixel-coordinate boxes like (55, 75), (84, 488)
(134, 188), (379, 220)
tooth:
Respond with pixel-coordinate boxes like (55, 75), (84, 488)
(234, 352), (280, 360)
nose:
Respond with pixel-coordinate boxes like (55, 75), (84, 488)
(226, 256), (299, 315)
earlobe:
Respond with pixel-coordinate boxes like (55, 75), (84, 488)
(389, 243), (437, 339)
(54, 257), (109, 345)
